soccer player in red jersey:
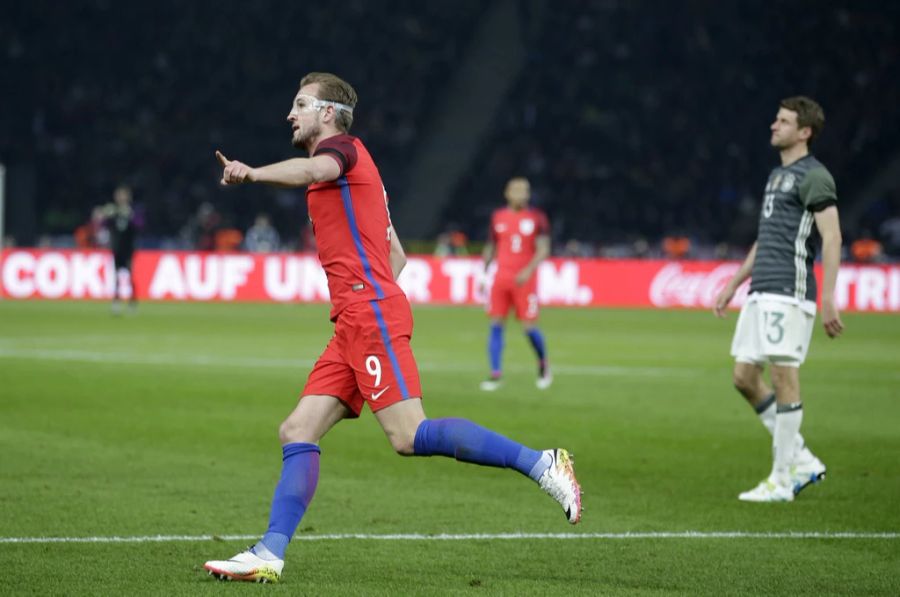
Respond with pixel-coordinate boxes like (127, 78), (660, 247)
(203, 73), (581, 583)
(479, 177), (552, 391)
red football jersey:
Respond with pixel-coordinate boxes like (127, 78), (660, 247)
(307, 134), (404, 320)
(489, 207), (550, 280)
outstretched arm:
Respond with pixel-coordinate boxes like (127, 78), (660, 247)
(714, 242), (757, 317)
(815, 206), (844, 338)
(216, 150), (341, 188)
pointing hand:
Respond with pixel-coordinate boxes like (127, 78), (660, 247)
(216, 150), (256, 185)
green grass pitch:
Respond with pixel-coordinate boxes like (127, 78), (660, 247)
(1, 300), (898, 595)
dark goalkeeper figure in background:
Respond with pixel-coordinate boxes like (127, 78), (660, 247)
(103, 185), (138, 314)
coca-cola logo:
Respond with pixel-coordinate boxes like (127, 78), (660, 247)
(649, 263), (749, 308)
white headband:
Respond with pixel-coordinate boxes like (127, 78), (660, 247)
(312, 99), (354, 115)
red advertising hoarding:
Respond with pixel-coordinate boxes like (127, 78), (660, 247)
(1, 249), (898, 312)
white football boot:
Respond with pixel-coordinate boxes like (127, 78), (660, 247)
(790, 453), (826, 496)
(205, 549), (284, 583)
(479, 377), (502, 392)
(537, 449), (582, 523)
(738, 476), (794, 502)
(535, 368), (553, 390)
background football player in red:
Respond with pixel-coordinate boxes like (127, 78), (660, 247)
(480, 177), (552, 391)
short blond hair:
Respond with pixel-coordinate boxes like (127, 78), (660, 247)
(300, 72), (358, 133)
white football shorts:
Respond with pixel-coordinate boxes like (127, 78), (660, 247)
(731, 292), (816, 367)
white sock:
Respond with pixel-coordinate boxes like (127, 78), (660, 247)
(772, 402), (803, 486)
(755, 394), (777, 435)
(757, 394), (809, 460)
(250, 542), (279, 561)
(794, 443), (814, 464)
(529, 450), (554, 481)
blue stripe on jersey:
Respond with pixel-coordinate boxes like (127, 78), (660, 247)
(338, 176), (385, 299)
(369, 299), (410, 400)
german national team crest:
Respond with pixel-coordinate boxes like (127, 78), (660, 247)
(770, 174), (782, 192)
(519, 218), (535, 235)
(780, 173), (796, 192)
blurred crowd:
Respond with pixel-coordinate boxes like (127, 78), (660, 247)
(2, 1), (898, 261)
(1, 0), (482, 251)
(444, 1), (900, 261)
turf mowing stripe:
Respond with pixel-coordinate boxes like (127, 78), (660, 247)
(0, 346), (696, 377)
(2, 532), (898, 544)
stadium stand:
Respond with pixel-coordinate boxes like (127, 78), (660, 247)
(444, 2), (900, 256)
(0, 0), (483, 248)
(1, 1), (898, 256)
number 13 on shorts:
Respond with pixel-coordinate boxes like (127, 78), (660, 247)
(758, 300), (815, 363)
(763, 310), (785, 344)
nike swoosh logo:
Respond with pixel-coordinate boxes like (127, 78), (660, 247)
(371, 386), (390, 400)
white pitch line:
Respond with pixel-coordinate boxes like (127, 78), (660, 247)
(0, 347), (313, 370)
(0, 346), (695, 377)
(2, 531), (898, 544)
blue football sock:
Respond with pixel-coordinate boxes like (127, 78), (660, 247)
(253, 442), (320, 560)
(488, 323), (504, 376)
(525, 327), (547, 364)
(413, 418), (548, 481)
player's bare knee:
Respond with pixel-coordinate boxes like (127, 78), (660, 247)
(732, 364), (760, 395)
(769, 366), (799, 398)
(732, 371), (751, 394)
(387, 430), (417, 456)
(278, 419), (296, 444)
(391, 436), (417, 456)
(278, 417), (312, 444)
